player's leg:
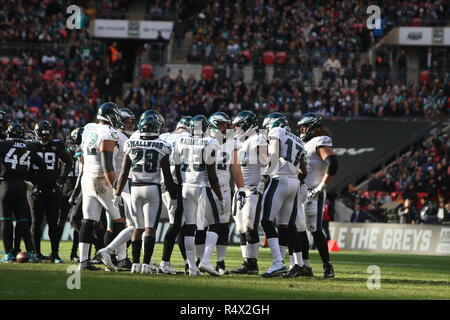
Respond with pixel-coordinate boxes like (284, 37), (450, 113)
(182, 186), (200, 275)
(141, 185), (162, 274)
(198, 187), (222, 276)
(194, 228), (206, 267)
(260, 177), (287, 277)
(30, 189), (45, 260)
(0, 180), (14, 262)
(231, 193), (249, 273)
(45, 189), (63, 263)
(216, 186), (232, 275)
(13, 180), (36, 260)
(56, 194), (71, 257)
(160, 189), (184, 274)
(69, 193), (83, 261)
(130, 185), (145, 273)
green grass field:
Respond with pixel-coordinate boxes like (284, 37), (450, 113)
(1, 241), (450, 300)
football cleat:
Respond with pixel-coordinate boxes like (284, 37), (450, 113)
(141, 263), (151, 274)
(301, 265), (314, 277)
(78, 259), (101, 271)
(159, 262), (180, 275)
(185, 263), (190, 275)
(70, 252), (80, 262)
(198, 262), (221, 277)
(231, 260), (250, 274)
(323, 263), (335, 278)
(35, 253), (44, 262)
(0, 253), (14, 263)
(216, 260), (230, 275)
(116, 258), (133, 272)
(50, 253), (64, 264)
(195, 258), (201, 267)
(96, 248), (117, 271)
(247, 258), (259, 275)
(282, 264), (303, 278)
(188, 266), (202, 276)
(262, 261), (287, 278)
(28, 252), (39, 263)
(131, 263), (141, 273)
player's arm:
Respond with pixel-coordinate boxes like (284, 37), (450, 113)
(58, 146), (73, 184)
(69, 155), (83, 204)
(28, 145), (46, 184)
(207, 163), (223, 201)
(100, 140), (117, 188)
(317, 146), (338, 186)
(230, 149), (245, 189)
(298, 153), (307, 181)
(263, 136), (280, 176)
(114, 154), (131, 196)
(161, 155), (177, 198)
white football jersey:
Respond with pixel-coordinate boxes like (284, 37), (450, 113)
(124, 137), (171, 184)
(215, 138), (241, 186)
(114, 130), (129, 176)
(304, 135), (333, 188)
(238, 133), (267, 186)
(159, 131), (190, 184)
(81, 123), (119, 174)
(173, 135), (219, 187)
(266, 127), (305, 177)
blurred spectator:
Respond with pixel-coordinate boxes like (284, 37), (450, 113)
(351, 204), (372, 223)
(397, 199), (418, 224)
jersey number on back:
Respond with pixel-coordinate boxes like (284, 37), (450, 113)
(83, 132), (98, 155)
(181, 148), (205, 172)
(131, 149), (159, 173)
(5, 148), (30, 169)
(285, 139), (303, 167)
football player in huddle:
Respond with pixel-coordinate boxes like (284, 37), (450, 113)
(158, 116), (191, 274)
(298, 113), (337, 278)
(77, 102), (127, 271)
(113, 114), (178, 274)
(0, 123), (45, 262)
(231, 111), (268, 275)
(200, 112), (247, 275)
(173, 115), (225, 276)
(30, 121), (73, 263)
(258, 114), (308, 277)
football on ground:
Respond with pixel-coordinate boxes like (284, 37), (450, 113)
(0, 241), (449, 300)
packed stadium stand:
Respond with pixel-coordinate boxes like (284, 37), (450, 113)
(0, 0), (449, 223)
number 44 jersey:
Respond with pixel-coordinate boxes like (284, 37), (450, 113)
(124, 136), (172, 184)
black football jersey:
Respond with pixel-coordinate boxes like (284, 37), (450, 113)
(0, 139), (45, 180)
(62, 147), (81, 197)
(31, 139), (67, 188)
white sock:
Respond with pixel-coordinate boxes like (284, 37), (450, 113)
(294, 252), (303, 266)
(304, 259), (310, 267)
(279, 245), (287, 262)
(195, 244), (205, 261)
(248, 243), (259, 259)
(289, 255), (295, 267)
(216, 245), (227, 262)
(201, 231), (219, 265)
(184, 236), (195, 268)
(107, 226), (134, 251)
(117, 243), (127, 261)
(241, 245), (248, 259)
(267, 238), (282, 262)
(79, 243), (90, 262)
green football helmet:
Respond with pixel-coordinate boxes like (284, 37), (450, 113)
(262, 112), (285, 129)
(70, 127), (84, 147)
(269, 117), (290, 131)
(140, 110), (165, 127)
(97, 102), (124, 129)
(139, 115), (161, 137)
(176, 116), (192, 131)
(232, 111), (258, 139)
(297, 113), (322, 141)
(189, 115), (209, 136)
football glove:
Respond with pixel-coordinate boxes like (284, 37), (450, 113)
(113, 194), (123, 209)
(235, 188), (248, 210)
(307, 182), (327, 199)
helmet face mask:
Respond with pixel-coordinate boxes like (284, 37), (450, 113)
(69, 127), (84, 149)
(232, 111), (258, 140)
(297, 113), (322, 141)
(176, 116), (192, 131)
(97, 102), (124, 130)
(35, 120), (52, 144)
(262, 112), (285, 130)
(120, 108), (136, 134)
(208, 112), (231, 137)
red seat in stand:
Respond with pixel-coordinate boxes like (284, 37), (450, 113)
(140, 64), (153, 79)
(202, 65), (214, 80)
(263, 51), (275, 65)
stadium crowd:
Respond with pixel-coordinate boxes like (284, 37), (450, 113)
(345, 126), (450, 224)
